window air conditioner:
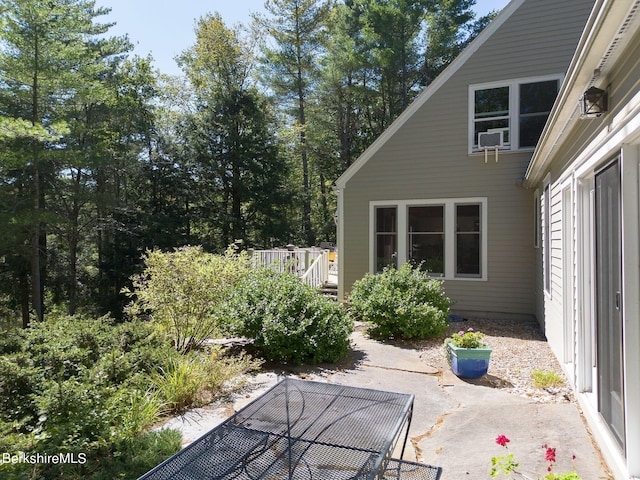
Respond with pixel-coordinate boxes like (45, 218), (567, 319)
(478, 130), (504, 149)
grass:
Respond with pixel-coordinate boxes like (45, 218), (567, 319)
(531, 369), (565, 389)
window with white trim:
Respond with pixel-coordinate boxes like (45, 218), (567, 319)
(375, 206), (397, 271)
(470, 76), (561, 153)
(371, 198), (487, 280)
(543, 183), (551, 294)
(408, 205), (444, 274)
(534, 190), (541, 248)
(456, 204), (481, 277)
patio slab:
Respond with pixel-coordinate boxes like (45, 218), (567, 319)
(161, 328), (612, 479)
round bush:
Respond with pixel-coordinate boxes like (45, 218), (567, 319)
(348, 263), (451, 339)
(226, 269), (352, 364)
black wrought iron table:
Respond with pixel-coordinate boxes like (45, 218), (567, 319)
(138, 378), (441, 480)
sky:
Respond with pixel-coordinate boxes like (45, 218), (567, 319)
(99, 0), (511, 76)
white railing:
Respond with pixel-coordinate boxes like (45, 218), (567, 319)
(250, 248), (331, 289)
(300, 250), (330, 288)
(250, 248), (324, 278)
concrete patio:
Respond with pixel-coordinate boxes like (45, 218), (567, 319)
(159, 327), (612, 479)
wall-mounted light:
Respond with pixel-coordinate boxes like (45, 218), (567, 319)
(580, 86), (608, 118)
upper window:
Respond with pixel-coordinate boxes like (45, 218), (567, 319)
(470, 76), (561, 153)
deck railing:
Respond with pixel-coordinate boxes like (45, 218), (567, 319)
(249, 248), (331, 289)
(300, 251), (330, 288)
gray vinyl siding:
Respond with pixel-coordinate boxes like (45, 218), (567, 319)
(341, 0), (593, 315)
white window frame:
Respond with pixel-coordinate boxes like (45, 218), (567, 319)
(468, 74), (563, 154)
(534, 189), (541, 248)
(369, 197), (488, 281)
(543, 176), (552, 296)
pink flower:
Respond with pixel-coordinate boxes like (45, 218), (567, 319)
(496, 435), (510, 447)
(458, 330), (465, 336)
(545, 447), (556, 463)
(467, 327), (474, 332)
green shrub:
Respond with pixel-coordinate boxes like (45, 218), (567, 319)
(125, 246), (251, 353)
(149, 347), (262, 414)
(0, 353), (40, 426)
(149, 355), (204, 414)
(0, 314), (179, 478)
(348, 263), (451, 339)
(0, 428), (182, 480)
(226, 269), (352, 364)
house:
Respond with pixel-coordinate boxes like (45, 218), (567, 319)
(523, 0), (640, 477)
(335, 0), (640, 477)
(334, 0), (593, 316)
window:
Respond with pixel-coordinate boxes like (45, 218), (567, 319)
(519, 80), (558, 148)
(370, 198), (487, 280)
(408, 205), (444, 274)
(375, 206), (397, 272)
(456, 204), (481, 277)
(473, 86), (510, 147)
(470, 76), (561, 152)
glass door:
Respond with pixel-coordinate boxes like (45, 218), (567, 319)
(595, 158), (625, 449)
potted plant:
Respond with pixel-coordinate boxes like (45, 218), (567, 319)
(444, 327), (492, 378)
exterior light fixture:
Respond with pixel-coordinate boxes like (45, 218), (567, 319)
(580, 86), (608, 118)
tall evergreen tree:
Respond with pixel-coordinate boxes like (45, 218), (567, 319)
(0, 0), (125, 322)
(178, 14), (293, 250)
(255, 0), (331, 247)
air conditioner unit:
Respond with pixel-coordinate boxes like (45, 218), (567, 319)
(477, 129), (507, 163)
(478, 130), (504, 149)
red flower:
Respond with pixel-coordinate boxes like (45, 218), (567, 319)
(545, 447), (556, 463)
(496, 435), (510, 447)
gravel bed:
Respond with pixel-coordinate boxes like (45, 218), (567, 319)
(387, 316), (575, 404)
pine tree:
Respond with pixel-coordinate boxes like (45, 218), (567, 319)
(254, 0), (332, 247)
(0, 0), (129, 322)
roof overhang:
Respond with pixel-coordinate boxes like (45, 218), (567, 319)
(524, 0), (640, 187)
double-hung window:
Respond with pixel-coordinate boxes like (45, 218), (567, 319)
(372, 198), (487, 280)
(470, 75), (561, 152)
(408, 205), (445, 275)
(375, 206), (397, 271)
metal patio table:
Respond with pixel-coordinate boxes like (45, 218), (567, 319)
(138, 378), (441, 480)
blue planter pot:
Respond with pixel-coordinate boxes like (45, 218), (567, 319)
(447, 342), (492, 379)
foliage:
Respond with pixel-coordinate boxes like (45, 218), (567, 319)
(445, 327), (488, 349)
(176, 14), (295, 250)
(531, 370), (566, 389)
(491, 435), (582, 479)
(348, 263), (451, 339)
(0, 311), (260, 478)
(255, 0), (333, 246)
(148, 347), (261, 414)
(226, 269), (352, 364)
(0, 428), (182, 480)
(125, 246), (251, 353)
(0, 313), (182, 479)
(0, 0), (491, 320)
(0, 0), (136, 322)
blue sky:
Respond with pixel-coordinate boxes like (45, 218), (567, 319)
(99, 0), (511, 76)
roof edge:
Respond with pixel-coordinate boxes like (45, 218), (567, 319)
(335, 0), (525, 189)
